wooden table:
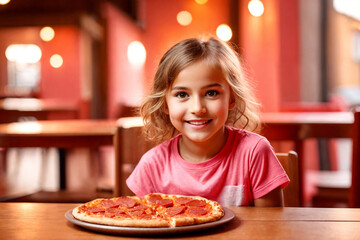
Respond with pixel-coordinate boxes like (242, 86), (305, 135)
(261, 112), (353, 140)
(0, 98), (79, 123)
(0, 119), (116, 189)
(1, 203), (360, 239)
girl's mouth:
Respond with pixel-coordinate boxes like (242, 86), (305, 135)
(186, 120), (212, 125)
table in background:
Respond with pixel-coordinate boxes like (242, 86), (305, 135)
(261, 112), (353, 140)
(1, 202), (360, 239)
(0, 98), (79, 123)
(260, 111), (355, 206)
(0, 119), (116, 192)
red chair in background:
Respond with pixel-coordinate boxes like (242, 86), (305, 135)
(279, 99), (351, 207)
(350, 108), (360, 207)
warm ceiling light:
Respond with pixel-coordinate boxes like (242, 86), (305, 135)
(50, 54), (63, 68)
(0, 0), (11, 5)
(195, 0), (208, 4)
(40, 26), (55, 41)
(216, 24), (233, 42)
(248, 0), (264, 17)
(5, 44), (42, 63)
(177, 11), (192, 26)
(127, 41), (146, 67)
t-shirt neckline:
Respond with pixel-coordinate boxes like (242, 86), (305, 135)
(172, 126), (235, 169)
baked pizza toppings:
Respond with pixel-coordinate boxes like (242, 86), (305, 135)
(72, 193), (224, 228)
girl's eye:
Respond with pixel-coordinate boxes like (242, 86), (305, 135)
(175, 92), (189, 99)
(206, 90), (219, 97)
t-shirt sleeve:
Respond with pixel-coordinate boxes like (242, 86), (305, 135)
(249, 138), (290, 199)
(126, 150), (157, 197)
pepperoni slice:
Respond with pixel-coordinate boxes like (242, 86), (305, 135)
(187, 207), (208, 216)
(129, 209), (155, 219)
(166, 206), (186, 216)
(100, 199), (119, 208)
(104, 208), (127, 217)
(106, 207), (126, 214)
(131, 204), (148, 211)
(147, 194), (163, 204)
(157, 199), (174, 207)
(86, 206), (105, 214)
(186, 199), (206, 207)
(115, 197), (137, 208)
(129, 210), (145, 216)
(175, 197), (193, 205)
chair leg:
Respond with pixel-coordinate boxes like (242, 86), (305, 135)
(0, 148), (7, 176)
(39, 148), (49, 190)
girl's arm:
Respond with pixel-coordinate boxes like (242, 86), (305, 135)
(254, 186), (284, 207)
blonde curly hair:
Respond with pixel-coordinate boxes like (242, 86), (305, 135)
(140, 36), (261, 144)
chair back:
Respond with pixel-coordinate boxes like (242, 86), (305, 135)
(350, 108), (360, 207)
(114, 117), (150, 196)
(276, 151), (300, 207)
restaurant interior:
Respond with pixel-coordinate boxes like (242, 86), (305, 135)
(0, 0), (360, 210)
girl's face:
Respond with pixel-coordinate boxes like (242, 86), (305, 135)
(165, 60), (234, 145)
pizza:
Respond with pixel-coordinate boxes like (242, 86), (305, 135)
(72, 193), (224, 228)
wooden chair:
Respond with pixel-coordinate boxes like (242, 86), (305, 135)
(114, 117), (150, 196)
(350, 108), (360, 207)
(312, 108), (360, 207)
(276, 151), (300, 207)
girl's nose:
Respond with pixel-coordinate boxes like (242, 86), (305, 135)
(190, 97), (206, 114)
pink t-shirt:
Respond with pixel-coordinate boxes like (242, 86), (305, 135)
(126, 126), (289, 206)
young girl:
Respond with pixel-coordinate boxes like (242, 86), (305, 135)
(126, 36), (289, 207)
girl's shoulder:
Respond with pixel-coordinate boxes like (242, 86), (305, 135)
(226, 126), (272, 151)
(226, 125), (267, 142)
(141, 135), (180, 161)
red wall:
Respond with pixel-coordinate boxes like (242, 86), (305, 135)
(0, 0), (301, 118)
(104, 0), (231, 118)
(240, 0), (280, 112)
(279, 0), (300, 103)
(142, 0), (230, 87)
(40, 26), (81, 102)
(0, 25), (81, 101)
(239, 0), (300, 112)
(103, 3), (144, 118)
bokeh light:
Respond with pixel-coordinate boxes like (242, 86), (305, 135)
(248, 0), (264, 17)
(50, 54), (63, 68)
(40, 26), (55, 41)
(195, 0), (208, 5)
(216, 24), (233, 42)
(177, 11), (192, 26)
(0, 0), (11, 5)
(5, 44), (42, 63)
(127, 41), (146, 67)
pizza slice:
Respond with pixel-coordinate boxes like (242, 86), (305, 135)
(144, 193), (224, 227)
(72, 196), (168, 227)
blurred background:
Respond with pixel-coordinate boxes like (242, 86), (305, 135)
(0, 0), (359, 206)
